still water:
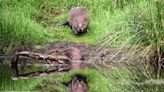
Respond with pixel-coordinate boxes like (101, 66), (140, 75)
(0, 57), (68, 91)
(1, 57), (164, 91)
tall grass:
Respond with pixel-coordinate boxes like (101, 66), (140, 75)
(0, 0), (163, 51)
(0, 0), (53, 53)
(0, 0), (163, 91)
(96, 0), (164, 78)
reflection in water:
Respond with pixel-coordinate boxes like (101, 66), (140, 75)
(10, 57), (69, 78)
(1, 57), (163, 91)
(11, 64), (19, 77)
(0, 57), (69, 90)
(0, 58), (43, 90)
(0, 58), (13, 90)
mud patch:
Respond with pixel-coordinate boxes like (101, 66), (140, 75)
(37, 41), (135, 66)
(37, 41), (97, 61)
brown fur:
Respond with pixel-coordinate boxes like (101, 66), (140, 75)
(64, 47), (83, 60)
(70, 77), (88, 92)
(48, 47), (83, 60)
(68, 7), (90, 34)
(48, 47), (84, 70)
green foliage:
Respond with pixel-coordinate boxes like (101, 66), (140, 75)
(0, 0), (53, 53)
(0, 10), (52, 52)
(0, 0), (164, 91)
(0, 0), (163, 51)
(98, 0), (163, 47)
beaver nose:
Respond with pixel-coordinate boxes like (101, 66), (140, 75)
(78, 28), (83, 33)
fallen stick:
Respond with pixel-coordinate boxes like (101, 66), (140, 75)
(10, 51), (72, 78)
(10, 49), (89, 79)
(11, 51), (71, 65)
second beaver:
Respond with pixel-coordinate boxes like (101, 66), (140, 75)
(67, 7), (90, 34)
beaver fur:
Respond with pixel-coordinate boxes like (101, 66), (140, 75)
(48, 47), (83, 60)
(67, 7), (90, 34)
(48, 47), (84, 70)
(64, 47), (83, 60)
(70, 76), (88, 92)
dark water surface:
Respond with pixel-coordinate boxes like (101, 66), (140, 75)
(1, 57), (164, 91)
(0, 57), (56, 91)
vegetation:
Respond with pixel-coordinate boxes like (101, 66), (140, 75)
(0, 0), (163, 92)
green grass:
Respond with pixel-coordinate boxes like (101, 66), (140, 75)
(1, 0), (162, 50)
(0, 0), (53, 53)
(0, 0), (164, 91)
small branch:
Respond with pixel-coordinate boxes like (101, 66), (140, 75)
(12, 51), (71, 65)
(10, 51), (72, 79)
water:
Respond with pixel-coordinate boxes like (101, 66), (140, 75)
(1, 57), (164, 91)
(0, 57), (68, 91)
(0, 58), (40, 90)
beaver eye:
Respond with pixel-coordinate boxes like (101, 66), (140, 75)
(75, 23), (78, 28)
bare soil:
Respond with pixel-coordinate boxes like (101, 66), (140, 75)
(37, 41), (133, 66)
(37, 41), (98, 61)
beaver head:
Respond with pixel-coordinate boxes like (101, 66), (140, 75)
(72, 16), (89, 34)
(68, 7), (90, 35)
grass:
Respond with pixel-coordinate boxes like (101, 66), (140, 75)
(0, 0), (53, 53)
(0, 0), (164, 91)
(0, 0), (163, 49)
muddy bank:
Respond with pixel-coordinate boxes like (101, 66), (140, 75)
(10, 41), (137, 79)
(10, 44), (92, 78)
(37, 41), (137, 66)
(37, 41), (97, 61)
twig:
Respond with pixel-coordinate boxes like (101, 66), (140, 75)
(11, 51), (71, 65)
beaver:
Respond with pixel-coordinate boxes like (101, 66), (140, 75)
(48, 47), (84, 70)
(67, 7), (90, 34)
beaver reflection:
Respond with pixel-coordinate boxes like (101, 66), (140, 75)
(49, 47), (84, 70)
(69, 75), (88, 92)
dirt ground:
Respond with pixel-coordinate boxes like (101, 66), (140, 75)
(37, 41), (133, 67)
(38, 41), (97, 61)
